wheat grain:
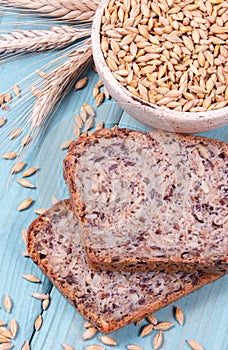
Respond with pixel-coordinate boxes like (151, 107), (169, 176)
(22, 274), (40, 283)
(21, 340), (30, 350)
(13, 84), (21, 97)
(3, 295), (12, 313)
(18, 198), (33, 210)
(34, 315), (42, 331)
(153, 331), (163, 349)
(31, 292), (49, 300)
(0, 118), (6, 127)
(60, 139), (74, 150)
(9, 128), (22, 139)
(99, 335), (117, 346)
(0, 0), (100, 22)
(42, 298), (50, 310)
(82, 327), (97, 340)
(11, 161), (26, 174)
(139, 323), (153, 337)
(187, 340), (204, 350)
(34, 208), (47, 215)
(22, 166), (38, 177)
(17, 179), (35, 188)
(127, 346), (144, 350)
(0, 328), (13, 339)
(62, 344), (74, 350)
(2, 152), (18, 159)
(174, 306), (185, 326)
(75, 76), (88, 90)
(9, 320), (18, 339)
(154, 322), (174, 331)
(30, 43), (92, 128)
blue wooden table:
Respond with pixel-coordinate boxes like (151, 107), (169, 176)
(0, 8), (227, 350)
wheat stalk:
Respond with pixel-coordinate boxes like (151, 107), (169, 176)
(30, 42), (92, 128)
(0, 26), (91, 56)
(0, 0), (100, 22)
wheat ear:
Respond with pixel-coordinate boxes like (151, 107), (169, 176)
(0, 26), (91, 56)
(0, 0), (100, 22)
(30, 42), (92, 128)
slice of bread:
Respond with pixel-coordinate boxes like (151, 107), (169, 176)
(27, 200), (224, 333)
(63, 128), (228, 273)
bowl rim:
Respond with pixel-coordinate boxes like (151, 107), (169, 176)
(91, 0), (228, 126)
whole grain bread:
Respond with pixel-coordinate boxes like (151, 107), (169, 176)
(27, 200), (224, 333)
(63, 128), (228, 273)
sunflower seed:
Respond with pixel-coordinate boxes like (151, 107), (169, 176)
(127, 345), (144, 350)
(99, 335), (117, 345)
(9, 128), (22, 139)
(17, 198), (33, 211)
(139, 323), (153, 337)
(22, 166), (38, 178)
(21, 340), (30, 350)
(75, 77), (88, 90)
(154, 322), (174, 331)
(186, 340), (204, 350)
(82, 327), (97, 340)
(13, 84), (21, 97)
(60, 139), (74, 150)
(62, 344), (74, 350)
(2, 152), (18, 160)
(153, 331), (163, 349)
(11, 162), (26, 174)
(3, 295), (12, 313)
(174, 306), (185, 326)
(22, 274), (40, 283)
(34, 315), (42, 331)
(9, 320), (18, 339)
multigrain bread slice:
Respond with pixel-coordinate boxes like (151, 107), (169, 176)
(63, 128), (228, 274)
(27, 200), (224, 333)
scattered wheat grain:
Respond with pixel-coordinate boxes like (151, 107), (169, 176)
(62, 344), (74, 350)
(22, 274), (40, 283)
(127, 345), (143, 350)
(75, 77), (88, 90)
(34, 208), (47, 215)
(3, 296), (12, 314)
(96, 92), (104, 106)
(82, 327), (97, 340)
(85, 346), (105, 350)
(13, 84), (21, 97)
(9, 128), (22, 139)
(154, 322), (174, 331)
(2, 152), (18, 160)
(21, 340), (30, 350)
(31, 86), (40, 97)
(17, 198), (33, 211)
(0, 118), (6, 127)
(60, 139), (74, 150)
(11, 161), (26, 174)
(22, 166), (38, 178)
(99, 335), (117, 346)
(174, 306), (185, 326)
(9, 320), (18, 339)
(36, 70), (49, 79)
(84, 116), (94, 131)
(147, 315), (158, 325)
(153, 331), (163, 349)
(83, 103), (95, 116)
(21, 135), (31, 147)
(139, 323), (153, 337)
(42, 298), (50, 310)
(0, 343), (14, 350)
(0, 328), (13, 339)
(186, 340), (204, 350)
(34, 315), (42, 331)
(17, 179), (35, 188)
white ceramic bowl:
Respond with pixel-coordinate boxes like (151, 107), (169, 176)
(91, 0), (228, 133)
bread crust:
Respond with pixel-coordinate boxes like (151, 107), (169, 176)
(63, 128), (228, 273)
(27, 200), (224, 333)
